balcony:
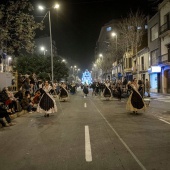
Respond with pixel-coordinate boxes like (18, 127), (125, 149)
(158, 53), (170, 65)
(124, 67), (132, 73)
(160, 22), (170, 37)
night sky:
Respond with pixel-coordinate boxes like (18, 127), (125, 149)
(46, 0), (150, 71)
(1, 0), (158, 71)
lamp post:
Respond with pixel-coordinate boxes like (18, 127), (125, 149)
(8, 56), (12, 72)
(70, 65), (77, 81)
(111, 32), (117, 50)
(38, 4), (60, 84)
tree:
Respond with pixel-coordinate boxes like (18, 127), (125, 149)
(0, 0), (43, 55)
(15, 54), (69, 81)
(118, 11), (146, 56)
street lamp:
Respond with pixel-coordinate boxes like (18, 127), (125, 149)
(111, 32), (117, 50)
(38, 3), (60, 83)
(70, 65), (77, 81)
(99, 53), (103, 58)
(8, 56), (12, 72)
(40, 46), (47, 55)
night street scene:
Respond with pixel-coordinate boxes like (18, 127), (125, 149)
(1, 0), (170, 170)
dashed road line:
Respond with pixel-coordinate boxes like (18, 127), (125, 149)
(90, 99), (147, 170)
(85, 125), (92, 162)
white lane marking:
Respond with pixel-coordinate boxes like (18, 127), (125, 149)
(90, 100), (147, 170)
(85, 125), (92, 162)
(84, 103), (87, 108)
(159, 119), (170, 125)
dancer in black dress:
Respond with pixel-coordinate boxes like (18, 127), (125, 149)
(103, 81), (112, 99)
(37, 81), (57, 117)
(126, 78), (146, 114)
(83, 83), (89, 97)
(59, 83), (69, 101)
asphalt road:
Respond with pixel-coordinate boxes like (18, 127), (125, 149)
(0, 89), (170, 170)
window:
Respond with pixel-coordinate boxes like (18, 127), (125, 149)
(151, 49), (159, 65)
(151, 24), (158, 41)
(141, 56), (144, 70)
(164, 13), (169, 23)
(106, 27), (112, 32)
(129, 58), (132, 68)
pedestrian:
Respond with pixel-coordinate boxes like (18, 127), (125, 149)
(145, 79), (151, 97)
(103, 80), (112, 99)
(59, 83), (69, 100)
(21, 92), (33, 113)
(127, 81), (132, 96)
(37, 80), (57, 117)
(116, 80), (122, 101)
(0, 104), (16, 127)
(126, 78), (146, 114)
(83, 83), (89, 97)
(138, 80), (144, 98)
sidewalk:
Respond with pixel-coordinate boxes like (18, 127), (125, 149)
(149, 92), (170, 99)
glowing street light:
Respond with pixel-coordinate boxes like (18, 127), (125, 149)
(38, 3), (60, 83)
(54, 4), (60, 9)
(99, 54), (103, 57)
(111, 32), (117, 50)
(40, 46), (47, 55)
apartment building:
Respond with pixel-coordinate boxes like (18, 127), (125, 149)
(159, 0), (170, 93)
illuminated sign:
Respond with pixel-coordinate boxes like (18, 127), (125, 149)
(148, 66), (161, 73)
(151, 66), (161, 72)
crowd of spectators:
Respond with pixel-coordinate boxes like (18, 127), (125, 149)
(0, 73), (80, 128)
(0, 73), (150, 128)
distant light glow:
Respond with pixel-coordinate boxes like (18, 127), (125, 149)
(38, 5), (44, 10)
(54, 4), (60, 9)
(106, 27), (112, 32)
(111, 32), (116, 37)
(40, 46), (45, 51)
(137, 26), (142, 30)
(99, 54), (103, 57)
(8, 56), (12, 60)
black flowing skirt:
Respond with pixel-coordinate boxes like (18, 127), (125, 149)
(83, 87), (89, 94)
(60, 88), (68, 98)
(103, 88), (111, 97)
(131, 90), (144, 109)
(39, 93), (54, 111)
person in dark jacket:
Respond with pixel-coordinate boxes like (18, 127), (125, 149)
(0, 105), (16, 127)
(21, 92), (33, 113)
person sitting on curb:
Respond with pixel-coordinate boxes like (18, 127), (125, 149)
(21, 92), (33, 113)
(0, 105), (16, 127)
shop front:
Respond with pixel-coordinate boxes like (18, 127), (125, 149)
(148, 66), (161, 93)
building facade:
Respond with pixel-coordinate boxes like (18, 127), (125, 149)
(159, 0), (170, 93)
(148, 12), (161, 93)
